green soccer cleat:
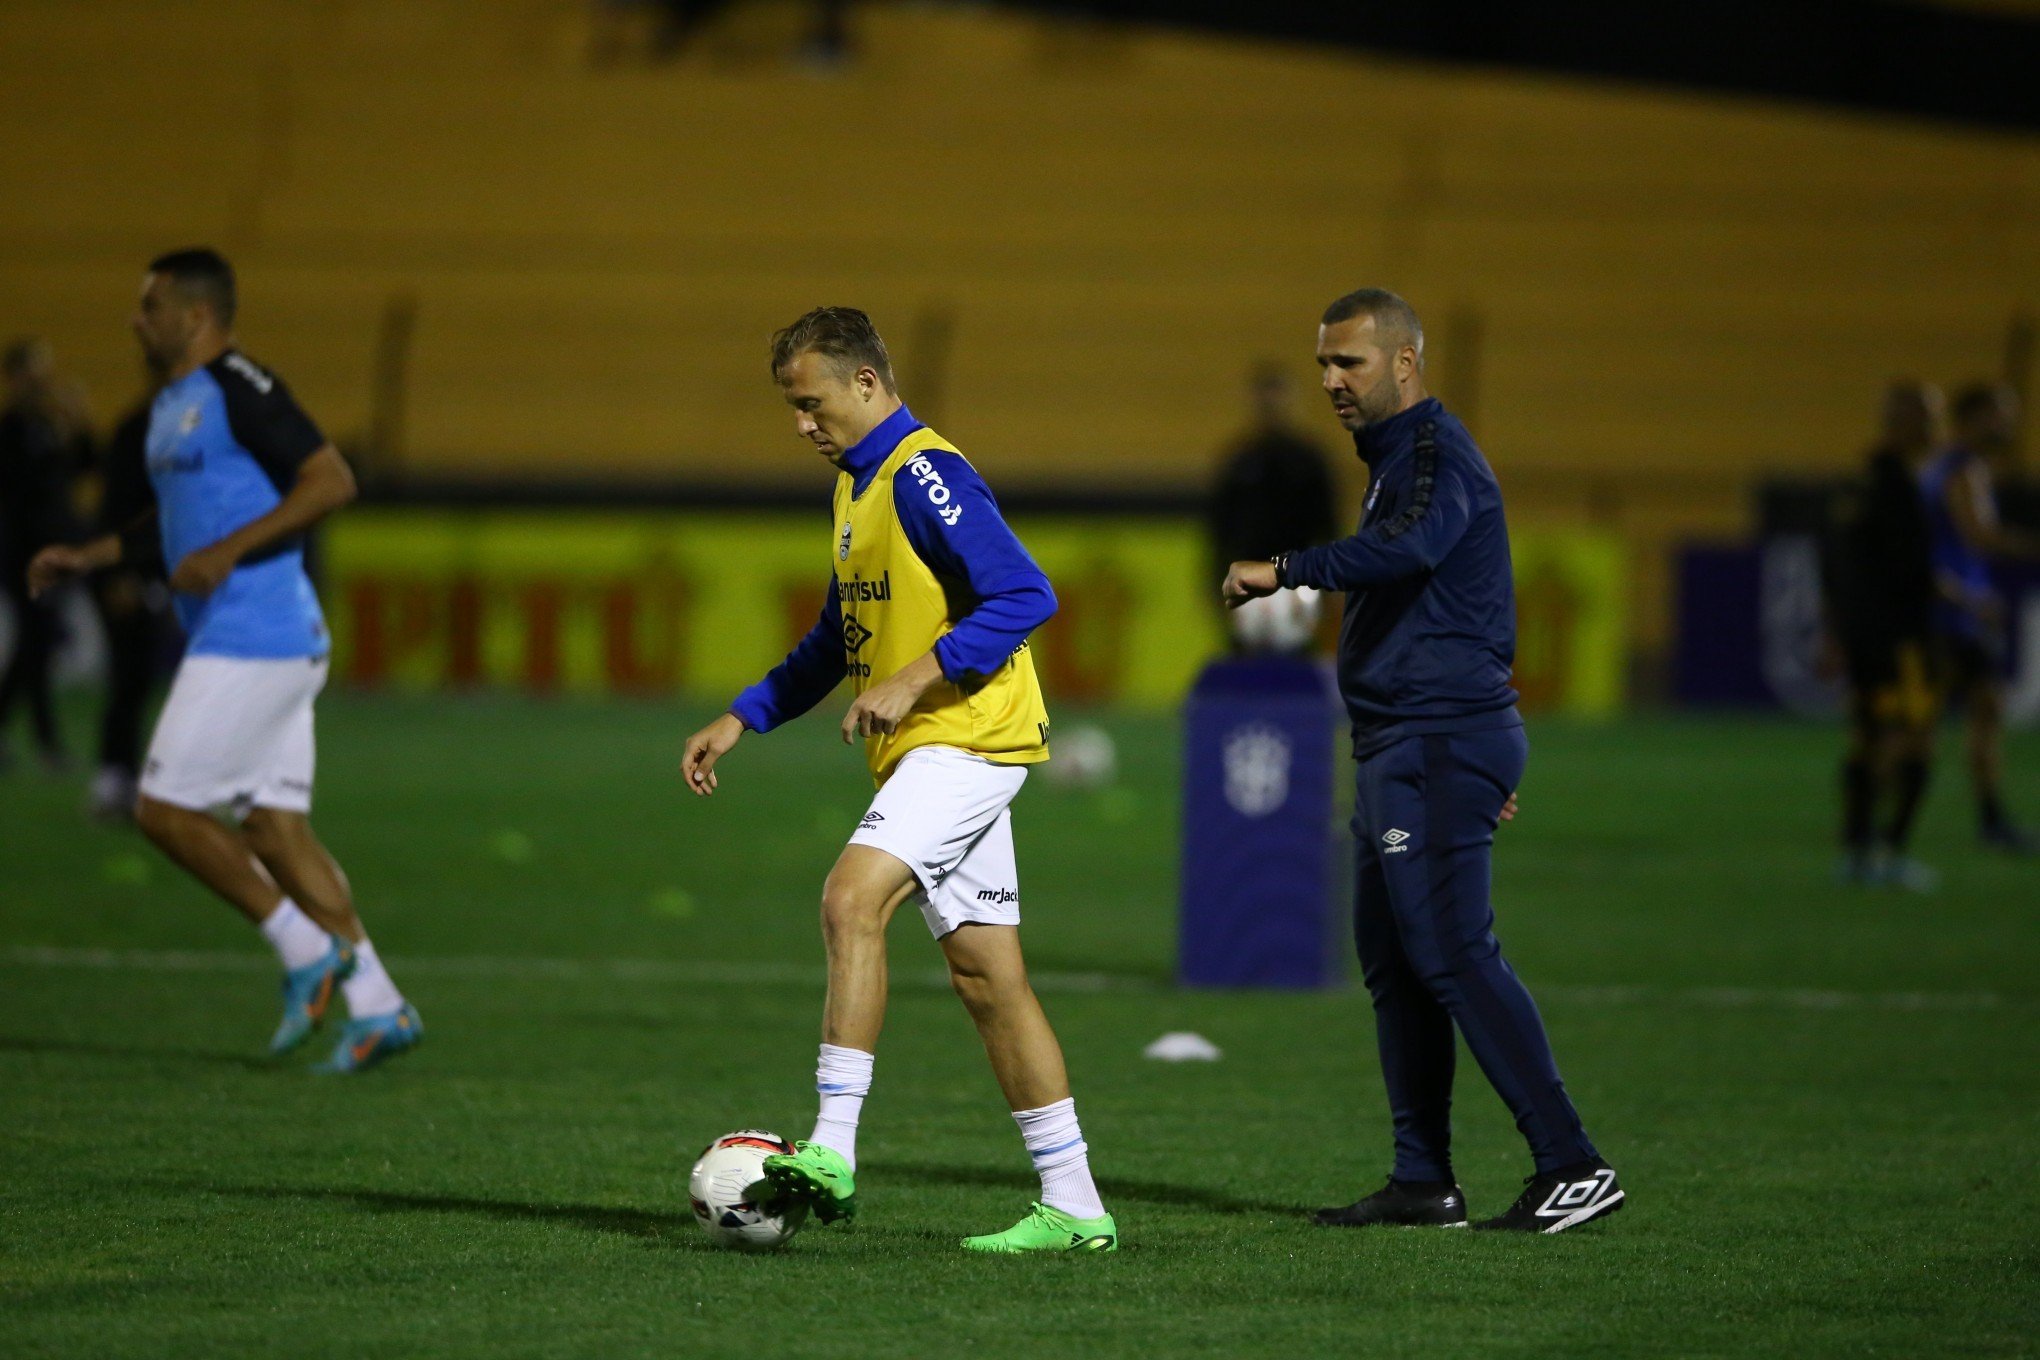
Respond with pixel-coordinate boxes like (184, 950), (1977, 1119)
(757, 1141), (857, 1224)
(961, 1202), (1118, 1254)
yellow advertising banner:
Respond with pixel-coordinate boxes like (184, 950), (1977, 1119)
(323, 510), (1624, 715)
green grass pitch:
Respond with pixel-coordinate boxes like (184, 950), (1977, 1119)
(2, 696), (2035, 1357)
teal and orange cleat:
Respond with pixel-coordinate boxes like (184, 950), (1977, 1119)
(962, 1202), (1118, 1254)
(757, 1141), (857, 1224)
(312, 1003), (424, 1074)
(268, 939), (356, 1056)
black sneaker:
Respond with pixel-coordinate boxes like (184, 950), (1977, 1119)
(1473, 1159), (1623, 1234)
(1313, 1178), (1468, 1228)
(1982, 821), (2038, 856)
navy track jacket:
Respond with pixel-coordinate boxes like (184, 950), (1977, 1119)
(1278, 397), (1521, 756)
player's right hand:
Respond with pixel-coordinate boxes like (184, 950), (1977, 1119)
(26, 544), (92, 600)
(680, 712), (746, 797)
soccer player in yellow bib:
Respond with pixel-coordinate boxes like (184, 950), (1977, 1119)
(679, 307), (1116, 1254)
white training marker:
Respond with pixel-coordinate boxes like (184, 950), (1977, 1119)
(1143, 1031), (1222, 1062)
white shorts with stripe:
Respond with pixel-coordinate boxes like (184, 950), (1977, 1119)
(849, 744), (1028, 940)
(139, 654), (327, 818)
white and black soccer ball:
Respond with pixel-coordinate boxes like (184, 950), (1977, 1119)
(1043, 723), (1118, 790)
(1229, 586), (1323, 654)
(688, 1129), (806, 1251)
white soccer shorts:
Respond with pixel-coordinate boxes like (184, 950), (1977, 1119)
(139, 654), (328, 817)
(848, 744), (1029, 940)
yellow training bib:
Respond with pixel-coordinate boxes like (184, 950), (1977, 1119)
(832, 426), (1050, 785)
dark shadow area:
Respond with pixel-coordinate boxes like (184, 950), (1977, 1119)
(190, 1182), (698, 1241)
(884, 1160), (1302, 1217)
(0, 1034), (272, 1071)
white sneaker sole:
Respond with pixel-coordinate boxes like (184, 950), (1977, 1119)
(1540, 1189), (1625, 1234)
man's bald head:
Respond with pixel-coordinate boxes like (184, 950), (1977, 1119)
(1321, 289), (1423, 373)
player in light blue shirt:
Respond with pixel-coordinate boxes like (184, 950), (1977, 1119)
(30, 249), (420, 1070)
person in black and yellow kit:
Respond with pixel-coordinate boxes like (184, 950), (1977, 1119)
(1825, 381), (1945, 890)
(680, 307), (1115, 1254)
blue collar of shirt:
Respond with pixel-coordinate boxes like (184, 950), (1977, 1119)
(841, 404), (923, 497)
(1353, 396), (1444, 466)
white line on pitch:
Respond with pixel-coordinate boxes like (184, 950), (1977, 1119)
(0, 945), (2016, 1011)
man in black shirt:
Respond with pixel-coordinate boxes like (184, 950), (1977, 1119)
(0, 338), (79, 771)
(86, 388), (173, 818)
(1207, 362), (1339, 622)
(1824, 382), (1943, 890)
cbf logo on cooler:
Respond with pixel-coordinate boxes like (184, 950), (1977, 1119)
(1222, 723), (1291, 817)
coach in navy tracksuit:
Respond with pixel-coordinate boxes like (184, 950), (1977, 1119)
(1224, 289), (1624, 1234)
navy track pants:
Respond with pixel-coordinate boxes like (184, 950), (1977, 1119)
(1351, 725), (1596, 1179)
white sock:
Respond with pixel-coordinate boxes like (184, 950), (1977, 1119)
(810, 1043), (874, 1169)
(340, 938), (405, 1018)
(1015, 1097), (1106, 1220)
(259, 899), (330, 971)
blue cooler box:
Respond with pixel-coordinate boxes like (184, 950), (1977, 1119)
(1179, 654), (1345, 988)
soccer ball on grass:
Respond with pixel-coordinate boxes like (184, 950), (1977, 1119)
(688, 1129), (807, 1251)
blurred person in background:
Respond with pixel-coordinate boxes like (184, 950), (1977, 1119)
(30, 248), (421, 1072)
(0, 337), (80, 774)
(590, 0), (732, 64)
(1824, 381), (1943, 890)
(1919, 381), (2040, 854)
(85, 382), (175, 821)
(1206, 360), (1339, 637)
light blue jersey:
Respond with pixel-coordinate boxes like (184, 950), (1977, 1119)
(145, 351), (329, 659)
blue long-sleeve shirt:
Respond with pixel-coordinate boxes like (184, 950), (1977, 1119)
(730, 405), (1056, 733)
(1278, 397), (1520, 754)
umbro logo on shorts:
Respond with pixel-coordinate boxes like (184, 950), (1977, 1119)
(854, 811), (883, 832)
(1382, 828), (1411, 854)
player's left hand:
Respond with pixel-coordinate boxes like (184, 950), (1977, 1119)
(1500, 791), (1519, 823)
(842, 673), (922, 744)
(170, 543), (239, 596)
(1222, 560), (1280, 608)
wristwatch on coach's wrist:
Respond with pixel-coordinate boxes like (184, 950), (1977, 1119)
(1269, 553), (1290, 589)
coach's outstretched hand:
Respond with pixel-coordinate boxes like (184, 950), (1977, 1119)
(1222, 559), (1280, 608)
(681, 713), (746, 796)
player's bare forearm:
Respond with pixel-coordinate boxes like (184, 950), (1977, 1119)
(27, 534), (122, 598)
(173, 447), (355, 596)
(1222, 559), (1280, 608)
(681, 712), (746, 797)
(841, 650), (944, 743)
(220, 446), (356, 563)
